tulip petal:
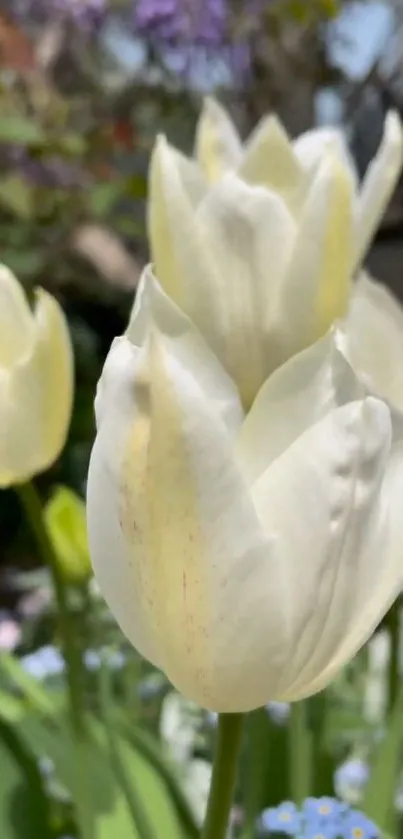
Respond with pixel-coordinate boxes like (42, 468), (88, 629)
(194, 97), (243, 183)
(240, 115), (303, 211)
(293, 126), (358, 184)
(168, 146), (207, 208)
(237, 330), (364, 484)
(88, 270), (290, 712)
(277, 155), (354, 361)
(126, 267), (244, 435)
(0, 266), (34, 366)
(149, 135), (227, 356)
(346, 274), (403, 413)
(250, 396), (391, 700)
(0, 289), (73, 487)
(287, 426), (403, 700)
(196, 174), (296, 407)
(354, 111), (403, 270)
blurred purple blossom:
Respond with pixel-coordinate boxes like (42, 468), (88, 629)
(133, 0), (228, 47)
(11, 0), (107, 31)
(52, 0), (108, 30)
(1, 144), (90, 188)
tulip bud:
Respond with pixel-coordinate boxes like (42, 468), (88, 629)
(44, 487), (92, 585)
(0, 266), (73, 487)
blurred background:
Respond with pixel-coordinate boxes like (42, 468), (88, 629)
(1, 1), (403, 837)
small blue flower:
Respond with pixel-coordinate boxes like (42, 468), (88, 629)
(342, 810), (379, 839)
(261, 802), (301, 835)
(334, 760), (369, 805)
(303, 798), (345, 820)
(21, 645), (64, 680)
(304, 820), (341, 839)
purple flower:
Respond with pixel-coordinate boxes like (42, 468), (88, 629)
(52, 0), (107, 29)
(133, 0), (228, 47)
(10, 0), (107, 30)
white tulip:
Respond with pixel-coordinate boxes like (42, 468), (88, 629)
(194, 97), (403, 272)
(87, 267), (403, 712)
(152, 98), (403, 414)
(149, 105), (403, 409)
(150, 135), (354, 409)
(0, 266), (73, 487)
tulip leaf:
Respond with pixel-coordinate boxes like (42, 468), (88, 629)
(0, 720), (52, 839)
(0, 691), (26, 725)
(0, 653), (55, 716)
(98, 661), (186, 839)
(362, 681), (403, 832)
(119, 720), (200, 839)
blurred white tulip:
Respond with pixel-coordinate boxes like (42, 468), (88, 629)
(0, 266), (73, 487)
(87, 266), (403, 711)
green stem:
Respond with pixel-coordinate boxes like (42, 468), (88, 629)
(387, 599), (400, 712)
(17, 481), (85, 737)
(201, 713), (244, 839)
(289, 701), (312, 804)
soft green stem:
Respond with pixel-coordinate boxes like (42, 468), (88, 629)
(201, 713), (244, 839)
(17, 481), (85, 737)
(387, 599), (400, 712)
(289, 701), (312, 804)
(18, 482), (95, 838)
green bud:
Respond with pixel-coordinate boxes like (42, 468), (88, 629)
(45, 486), (92, 585)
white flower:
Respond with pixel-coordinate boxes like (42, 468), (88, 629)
(149, 101), (403, 409)
(0, 266), (73, 487)
(87, 265), (403, 712)
(174, 98), (403, 415)
(193, 97), (402, 273)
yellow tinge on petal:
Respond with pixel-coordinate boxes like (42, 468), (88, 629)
(275, 154), (354, 363)
(315, 156), (354, 332)
(240, 115), (304, 212)
(195, 97), (243, 184)
(119, 334), (213, 705)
